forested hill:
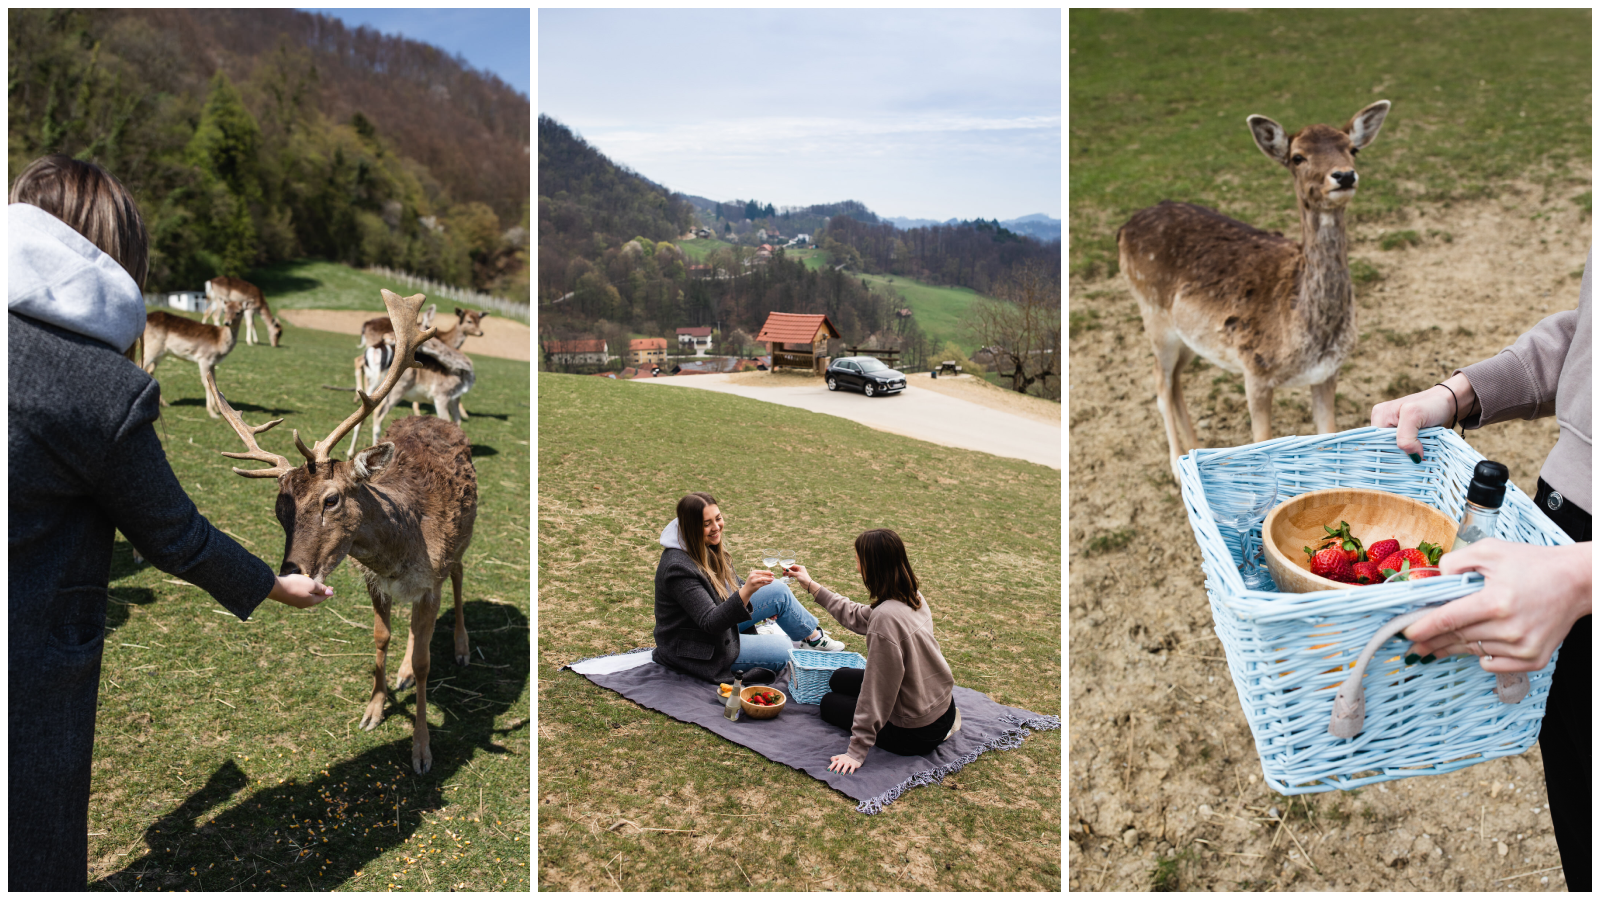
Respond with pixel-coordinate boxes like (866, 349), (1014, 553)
(9, 9), (530, 297)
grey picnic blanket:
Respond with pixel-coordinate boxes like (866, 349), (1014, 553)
(561, 648), (1060, 814)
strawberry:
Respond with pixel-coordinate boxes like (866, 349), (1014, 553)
(1377, 548), (1429, 575)
(1305, 545), (1355, 581)
(1366, 538), (1400, 565)
(1314, 520), (1365, 563)
(1350, 560), (1384, 585)
(1417, 541), (1445, 566)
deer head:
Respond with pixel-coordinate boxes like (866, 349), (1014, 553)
(219, 300), (244, 329)
(1248, 100), (1389, 212)
(203, 289), (437, 581)
(455, 307), (490, 338)
(267, 316), (283, 348)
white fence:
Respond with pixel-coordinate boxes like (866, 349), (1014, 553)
(364, 266), (529, 321)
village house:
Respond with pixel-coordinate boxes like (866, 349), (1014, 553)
(543, 338), (608, 366)
(755, 311), (842, 373)
(676, 326), (713, 355)
(627, 337), (669, 367)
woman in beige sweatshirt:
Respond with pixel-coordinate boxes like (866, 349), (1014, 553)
(786, 529), (959, 774)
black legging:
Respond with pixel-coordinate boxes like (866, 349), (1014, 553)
(1534, 478), (1589, 892)
(819, 667), (956, 757)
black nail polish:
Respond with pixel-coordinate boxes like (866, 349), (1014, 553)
(1421, 654), (1436, 664)
(1408, 452), (1422, 464)
(1404, 653), (1420, 665)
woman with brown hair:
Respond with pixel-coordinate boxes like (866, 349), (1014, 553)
(787, 528), (959, 774)
(8, 155), (332, 890)
(652, 491), (844, 683)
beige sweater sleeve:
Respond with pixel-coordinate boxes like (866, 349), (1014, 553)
(811, 584), (873, 636)
(846, 629), (905, 763)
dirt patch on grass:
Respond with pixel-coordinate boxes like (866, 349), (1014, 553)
(1069, 185), (1587, 890)
(909, 373), (1060, 425)
(277, 308), (530, 361)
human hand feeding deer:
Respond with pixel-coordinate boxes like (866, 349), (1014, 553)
(1119, 100), (1390, 478)
(205, 287), (479, 776)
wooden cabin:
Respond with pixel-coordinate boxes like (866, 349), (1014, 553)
(754, 312), (842, 374)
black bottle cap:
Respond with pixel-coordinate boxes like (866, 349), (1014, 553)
(1465, 460), (1510, 508)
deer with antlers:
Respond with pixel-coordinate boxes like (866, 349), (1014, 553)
(354, 306), (489, 419)
(1119, 101), (1390, 477)
(203, 276), (282, 348)
(204, 289), (476, 774)
(141, 301), (245, 418)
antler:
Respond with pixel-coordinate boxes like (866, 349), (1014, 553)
(202, 367), (295, 478)
(303, 290), (437, 462)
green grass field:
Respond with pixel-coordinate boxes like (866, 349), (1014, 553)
(788, 249), (994, 353)
(89, 312), (530, 891)
(242, 259), (517, 318)
(1069, 8), (1592, 278)
(538, 374), (1060, 891)
(674, 238), (736, 263)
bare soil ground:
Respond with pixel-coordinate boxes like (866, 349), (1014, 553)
(723, 369), (1062, 424)
(277, 308), (530, 361)
(1068, 184), (1588, 891)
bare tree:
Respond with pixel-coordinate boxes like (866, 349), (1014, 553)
(962, 260), (1061, 398)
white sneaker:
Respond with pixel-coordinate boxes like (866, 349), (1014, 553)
(802, 628), (846, 652)
(753, 618), (783, 636)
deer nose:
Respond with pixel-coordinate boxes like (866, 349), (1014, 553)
(279, 560), (303, 577)
(1333, 170), (1357, 190)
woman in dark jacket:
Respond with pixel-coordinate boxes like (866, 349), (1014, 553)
(653, 492), (844, 683)
(8, 156), (333, 891)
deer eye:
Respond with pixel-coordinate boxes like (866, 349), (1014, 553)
(1350, 146), (1360, 155)
(323, 494), (339, 509)
(1291, 154), (1306, 165)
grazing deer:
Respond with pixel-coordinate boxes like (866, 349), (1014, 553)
(355, 307), (489, 418)
(141, 302), (244, 418)
(203, 289), (475, 775)
(203, 276), (283, 348)
(1119, 100), (1390, 477)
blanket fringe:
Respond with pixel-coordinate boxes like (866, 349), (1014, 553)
(854, 712), (1062, 815)
(558, 646), (654, 671)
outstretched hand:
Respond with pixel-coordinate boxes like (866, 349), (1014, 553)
(1402, 539), (1591, 672)
(269, 573), (334, 609)
(737, 569), (775, 606)
(785, 564), (815, 592)
(828, 753), (861, 774)
(1370, 373), (1475, 462)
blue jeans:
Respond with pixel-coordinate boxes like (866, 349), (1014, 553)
(731, 581), (819, 675)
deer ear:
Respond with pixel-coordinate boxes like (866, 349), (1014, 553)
(352, 442), (395, 481)
(1248, 115), (1290, 166)
(1346, 100), (1390, 150)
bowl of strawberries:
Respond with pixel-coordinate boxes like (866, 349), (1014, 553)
(740, 685), (787, 719)
(1261, 488), (1458, 593)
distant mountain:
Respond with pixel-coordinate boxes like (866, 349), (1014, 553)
(1001, 214), (1060, 242)
(885, 216), (957, 230)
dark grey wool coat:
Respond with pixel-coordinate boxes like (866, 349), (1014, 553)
(652, 547), (753, 683)
(8, 312), (275, 890)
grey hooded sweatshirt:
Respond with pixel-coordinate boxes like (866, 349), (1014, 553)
(8, 203), (274, 891)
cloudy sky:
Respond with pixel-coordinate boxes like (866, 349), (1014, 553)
(304, 8), (530, 96)
(538, 9), (1060, 222)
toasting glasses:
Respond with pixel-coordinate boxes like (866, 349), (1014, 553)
(1204, 451), (1280, 591)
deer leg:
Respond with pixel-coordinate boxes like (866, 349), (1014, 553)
(361, 593), (394, 732)
(201, 362), (221, 417)
(457, 400), (469, 421)
(244, 310), (256, 346)
(412, 401), (423, 417)
(395, 623), (418, 691)
(1149, 334), (1192, 477)
(1310, 376), (1338, 435)
(1244, 373), (1275, 443)
(408, 592), (439, 775)
(451, 561), (469, 667)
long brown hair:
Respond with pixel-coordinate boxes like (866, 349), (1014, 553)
(10, 155), (149, 289)
(677, 492), (737, 594)
(855, 528), (921, 610)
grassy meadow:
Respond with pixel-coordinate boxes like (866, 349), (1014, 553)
(538, 373), (1061, 891)
(674, 238), (736, 263)
(1069, 8), (1593, 278)
(89, 309), (530, 891)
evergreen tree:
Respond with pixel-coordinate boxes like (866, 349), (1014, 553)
(185, 72), (264, 276)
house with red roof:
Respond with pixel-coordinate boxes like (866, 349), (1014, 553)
(676, 326), (713, 356)
(627, 337), (668, 367)
(543, 338), (608, 366)
(754, 312), (841, 373)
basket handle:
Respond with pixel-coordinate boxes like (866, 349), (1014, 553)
(1330, 609), (1530, 739)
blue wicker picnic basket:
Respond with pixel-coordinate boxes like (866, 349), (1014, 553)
(1178, 426), (1571, 795)
(787, 649), (866, 704)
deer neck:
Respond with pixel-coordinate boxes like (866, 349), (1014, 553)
(347, 482), (426, 573)
(222, 318), (241, 351)
(438, 323), (465, 349)
(1296, 203), (1353, 328)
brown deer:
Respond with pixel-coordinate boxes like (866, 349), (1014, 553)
(203, 289), (476, 775)
(141, 301), (244, 417)
(203, 276), (283, 348)
(348, 338), (475, 454)
(355, 307), (489, 418)
(1119, 100), (1390, 477)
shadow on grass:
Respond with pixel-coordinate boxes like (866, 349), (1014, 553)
(165, 397), (297, 416)
(92, 601), (529, 892)
(468, 444), (498, 458)
(459, 410), (513, 422)
(246, 266), (321, 296)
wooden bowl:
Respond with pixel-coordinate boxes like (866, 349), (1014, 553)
(740, 685), (786, 719)
(1262, 489), (1458, 593)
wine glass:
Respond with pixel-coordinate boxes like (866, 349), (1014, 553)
(1204, 451), (1280, 590)
(760, 549), (781, 579)
(778, 550), (797, 585)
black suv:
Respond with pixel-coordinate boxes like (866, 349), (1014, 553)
(825, 356), (906, 397)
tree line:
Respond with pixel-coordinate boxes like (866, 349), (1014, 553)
(8, 9), (529, 298)
(817, 214), (1059, 296)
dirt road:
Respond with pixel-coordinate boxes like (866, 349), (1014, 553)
(277, 309), (530, 361)
(629, 372), (1060, 469)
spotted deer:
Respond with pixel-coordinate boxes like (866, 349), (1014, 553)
(203, 276), (282, 348)
(203, 289), (476, 774)
(1119, 101), (1390, 477)
(354, 307), (489, 419)
(141, 301), (244, 417)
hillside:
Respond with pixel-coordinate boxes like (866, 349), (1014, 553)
(9, 9), (530, 296)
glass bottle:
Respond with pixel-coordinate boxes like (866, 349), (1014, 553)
(723, 672), (744, 722)
(1452, 461), (1509, 551)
